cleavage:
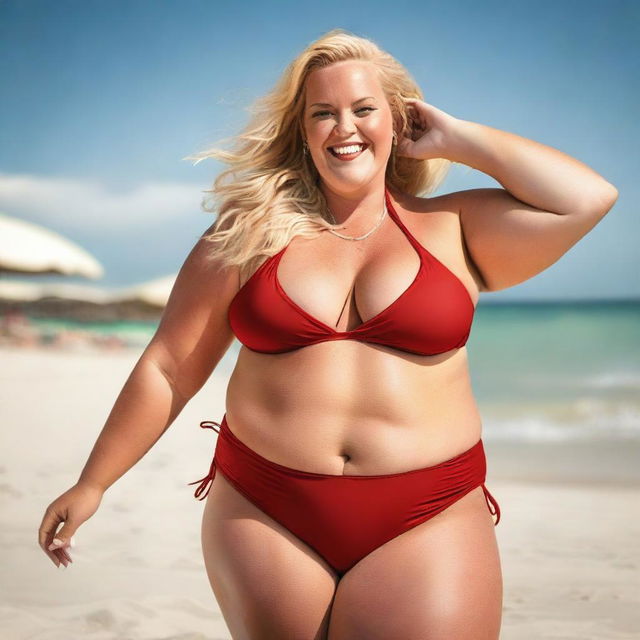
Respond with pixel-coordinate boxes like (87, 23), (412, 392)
(276, 225), (422, 333)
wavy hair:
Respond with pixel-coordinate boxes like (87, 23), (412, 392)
(185, 28), (452, 281)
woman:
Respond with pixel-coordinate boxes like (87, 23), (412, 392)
(39, 29), (617, 640)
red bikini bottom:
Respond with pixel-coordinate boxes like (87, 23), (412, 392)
(189, 413), (501, 576)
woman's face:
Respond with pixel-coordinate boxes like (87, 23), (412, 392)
(302, 60), (395, 196)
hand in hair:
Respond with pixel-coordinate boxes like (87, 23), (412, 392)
(396, 97), (460, 161)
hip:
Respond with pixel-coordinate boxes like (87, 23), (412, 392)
(224, 371), (484, 476)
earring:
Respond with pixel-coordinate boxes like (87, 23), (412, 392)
(392, 131), (398, 146)
(303, 141), (309, 156)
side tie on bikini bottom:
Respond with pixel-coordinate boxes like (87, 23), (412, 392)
(188, 417), (501, 525)
(481, 483), (501, 524)
(188, 415), (502, 575)
(187, 420), (222, 500)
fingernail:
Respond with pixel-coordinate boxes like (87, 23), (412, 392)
(52, 538), (63, 547)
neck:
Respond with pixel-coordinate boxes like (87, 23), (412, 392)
(320, 181), (388, 226)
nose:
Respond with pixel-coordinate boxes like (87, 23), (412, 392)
(334, 112), (358, 136)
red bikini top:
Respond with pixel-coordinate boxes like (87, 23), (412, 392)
(227, 186), (475, 356)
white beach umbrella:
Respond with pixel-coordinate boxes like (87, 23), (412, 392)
(114, 274), (177, 308)
(0, 279), (112, 303)
(0, 274), (178, 309)
(0, 212), (104, 278)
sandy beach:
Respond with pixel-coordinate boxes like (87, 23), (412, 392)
(1, 345), (638, 639)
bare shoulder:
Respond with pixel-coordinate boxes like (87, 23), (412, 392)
(143, 223), (241, 398)
(390, 190), (488, 294)
(430, 186), (616, 292)
(392, 190), (461, 216)
(390, 190), (466, 242)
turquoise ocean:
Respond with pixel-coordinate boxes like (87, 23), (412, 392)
(30, 300), (640, 444)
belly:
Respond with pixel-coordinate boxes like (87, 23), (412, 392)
(224, 341), (483, 475)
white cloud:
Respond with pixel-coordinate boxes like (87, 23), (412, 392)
(0, 172), (207, 232)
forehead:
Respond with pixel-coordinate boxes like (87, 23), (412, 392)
(304, 61), (383, 102)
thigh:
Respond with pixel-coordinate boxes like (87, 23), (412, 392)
(201, 469), (339, 640)
(327, 485), (503, 640)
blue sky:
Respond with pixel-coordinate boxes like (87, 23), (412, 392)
(1, 0), (637, 300)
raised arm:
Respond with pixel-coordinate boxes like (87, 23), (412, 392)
(445, 119), (618, 292)
(398, 100), (618, 293)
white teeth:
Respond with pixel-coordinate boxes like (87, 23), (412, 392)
(331, 144), (365, 155)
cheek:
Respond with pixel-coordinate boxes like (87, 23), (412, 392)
(307, 121), (334, 141)
(361, 115), (393, 142)
(377, 113), (394, 133)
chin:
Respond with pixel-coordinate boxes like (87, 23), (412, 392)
(320, 174), (382, 194)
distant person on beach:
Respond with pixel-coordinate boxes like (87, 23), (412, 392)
(39, 28), (618, 639)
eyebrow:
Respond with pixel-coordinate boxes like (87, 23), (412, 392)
(308, 97), (377, 109)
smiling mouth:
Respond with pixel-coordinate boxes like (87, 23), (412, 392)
(327, 143), (369, 160)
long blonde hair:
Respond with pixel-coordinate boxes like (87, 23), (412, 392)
(185, 28), (452, 281)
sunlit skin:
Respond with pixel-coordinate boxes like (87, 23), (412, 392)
(302, 60), (396, 229)
(197, 60), (503, 639)
(40, 47), (617, 637)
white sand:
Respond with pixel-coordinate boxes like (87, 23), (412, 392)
(1, 346), (638, 639)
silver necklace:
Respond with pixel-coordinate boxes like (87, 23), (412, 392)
(325, 197), (388, 241)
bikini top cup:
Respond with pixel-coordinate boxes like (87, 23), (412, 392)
(227, 187), (475, 356)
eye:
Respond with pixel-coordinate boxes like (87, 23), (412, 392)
(311, 107), (377, 118)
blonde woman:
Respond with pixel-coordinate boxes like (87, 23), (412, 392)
(39, 29), (617, 640)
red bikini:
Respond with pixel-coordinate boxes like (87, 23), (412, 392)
(227, 186), (475, 355)
(189, 185), (501, 577)
(190, 416), (500, 576)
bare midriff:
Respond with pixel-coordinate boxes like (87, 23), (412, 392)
(220, 192), (484, 477)
(224, 341), (482, 476)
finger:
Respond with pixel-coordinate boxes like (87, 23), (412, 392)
(409, 105), (426, 128)
(60, 546), (73, 563)
(57, 550), (69, 568)
(45, 546), (61, 567)
(38, 506), (61, 550)
(40, 534), (61, 567)
(396, 137), (415, 158)
(40, 513), (74, 566)
(39, 508), (63, 567)
(404, 100), (426, 122)
(51, 546), (69, 567)
(407, 109), (426, 133)
(52, 535), (75, 558)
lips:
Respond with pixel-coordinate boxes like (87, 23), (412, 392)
(327, 143), (369, 160)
